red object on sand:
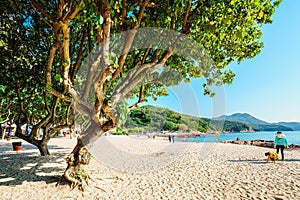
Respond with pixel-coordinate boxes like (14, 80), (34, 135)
(12, 142), (22, 151)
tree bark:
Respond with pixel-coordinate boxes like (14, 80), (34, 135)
(1, 127), (5, 140)
(14, 124), (55, 156)
(60, 138), (92, 190)
(58, 119), (115, 190)
(37, 142), (50, 156)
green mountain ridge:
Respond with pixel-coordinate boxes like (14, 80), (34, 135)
(119, 106), (296, 134)
(217, 113), (299, 131)
(216, 113), (269, 125)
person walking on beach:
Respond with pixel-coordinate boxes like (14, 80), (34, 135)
(274, 131), (288, 161)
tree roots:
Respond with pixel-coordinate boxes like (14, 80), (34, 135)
(57, 139), (92, 191)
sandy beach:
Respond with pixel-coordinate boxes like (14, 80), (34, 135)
(0, 136), (300, 200)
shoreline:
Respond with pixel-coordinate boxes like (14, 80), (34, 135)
(220, 139), (300, 150)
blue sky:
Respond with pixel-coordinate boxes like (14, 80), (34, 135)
(146, 0), (300, 123)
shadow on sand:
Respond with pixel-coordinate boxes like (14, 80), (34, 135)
(0, 142), (71, 186)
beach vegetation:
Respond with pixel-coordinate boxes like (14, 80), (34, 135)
(0, 0), (73, 155)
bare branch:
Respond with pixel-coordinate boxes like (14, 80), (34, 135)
(24, 88), (36, 110)
(28, 95), (53, 140)
(29, 0), (53, 28)
(133, 0), (149, 28)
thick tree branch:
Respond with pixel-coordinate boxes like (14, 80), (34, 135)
(48, 124), (73, 137)
(0, 102), (12, 124)
(109, 29), (138, 83)
(58, 0), (64, 20)
(15, 85), (25, 113)
(128, 85), (145, 109)
(71, 28), (87, 81)
(107, 0), (149, 85)
(111, 46), (175, 107)
(46, 44), (58, 86)
(133, 0), (149, 28)
(121, 0), (127, 31)
(82, 53), (103, 101)
(182, 2), (191, 33)
(63, 1), (83, 23)
(66, 102), (72, 124)
(47, 89), (72, 102)
(59, 22), (72, 92)
(52, 97), (59, 123)
(134, 1), (161, 8)
(81, 118), (115, 145)
(92, 0), (113, 122)
(68, 87), (94, 118)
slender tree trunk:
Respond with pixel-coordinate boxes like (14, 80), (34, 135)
(1, 127), (5, 140)
(36, 142), (50, 156)
(15, 125), (52, 156)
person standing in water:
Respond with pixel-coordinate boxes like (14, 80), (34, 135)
(274, 131), (288, 161)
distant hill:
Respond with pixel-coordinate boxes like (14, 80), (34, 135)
(216, 113), (297, 131)
(216, 113), (269, 125)
(275, 122), (300, 131)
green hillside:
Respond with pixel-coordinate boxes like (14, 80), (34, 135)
(116, 105), (292, 134)
(122, 105), (209, 134)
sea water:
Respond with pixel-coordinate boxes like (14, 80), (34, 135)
(179, 131), (300, 145)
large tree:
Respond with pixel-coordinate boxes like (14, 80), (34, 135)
(1, 0), (281, 188)
(0, 0), (75, 155)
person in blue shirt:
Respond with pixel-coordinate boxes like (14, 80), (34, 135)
(274, 131), (288, 161)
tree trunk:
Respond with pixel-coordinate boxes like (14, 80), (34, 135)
(57, 118), (114, 190)
(37, 142), (50, 156)
(1, 127), (5, 140)
(59, 138), (92, 190)
(15, 125), (52, 156)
